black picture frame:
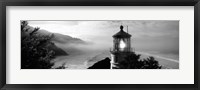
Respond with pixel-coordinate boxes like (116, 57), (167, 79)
(0, 0), (199, 90)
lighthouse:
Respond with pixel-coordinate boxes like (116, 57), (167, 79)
(110, 25), (134, 69)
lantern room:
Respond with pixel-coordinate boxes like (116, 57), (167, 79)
(112, 25), (132, 52)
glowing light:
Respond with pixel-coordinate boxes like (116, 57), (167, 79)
(119, 40), (126, 49)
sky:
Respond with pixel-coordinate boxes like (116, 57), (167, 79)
(28, 20), (179, 60)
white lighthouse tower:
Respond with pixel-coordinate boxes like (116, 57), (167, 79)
(110, 25), (134, 69)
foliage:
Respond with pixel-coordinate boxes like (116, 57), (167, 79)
(88, 53), (161, 69)
(141, 56), (162, 69)
(117, 53), (162, 69)
(21, 21), (65, 69)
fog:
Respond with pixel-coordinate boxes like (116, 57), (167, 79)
(29, 20), (179, 69)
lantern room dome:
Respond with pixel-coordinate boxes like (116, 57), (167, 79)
(113, 25), (131, 38)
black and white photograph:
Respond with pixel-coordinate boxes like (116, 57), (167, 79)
(21, 20), (179, 69)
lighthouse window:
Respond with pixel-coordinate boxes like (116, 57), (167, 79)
(119, 39), (126, 51)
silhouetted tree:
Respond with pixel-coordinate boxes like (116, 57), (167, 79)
(117, 53), (162, 69)
(21, 21), (56, 69)
(141, 56), (161, 69)
(88, 53), (161, 69)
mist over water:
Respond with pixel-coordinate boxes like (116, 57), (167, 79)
(29, 20), (179, 69)
(52, 38), (179, 69)
(52, 41), (111, 69)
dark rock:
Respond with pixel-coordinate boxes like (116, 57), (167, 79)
(88, 57), (111, 69)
